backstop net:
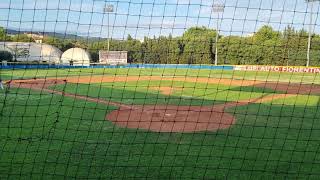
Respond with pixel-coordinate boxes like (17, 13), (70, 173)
(0, 0), (320, 179)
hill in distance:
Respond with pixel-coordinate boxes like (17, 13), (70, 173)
(5, 28), (107, 41)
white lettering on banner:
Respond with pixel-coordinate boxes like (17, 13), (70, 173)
(234, 65), (320, 74)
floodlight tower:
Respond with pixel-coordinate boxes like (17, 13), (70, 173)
(104, 4), (114, 51)
(212, 3), (225, 66)
(305, 0), (319, 67)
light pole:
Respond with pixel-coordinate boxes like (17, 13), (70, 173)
(212, 3), (225, 66)
(104, 4), (114, 51)
(305, 0), (319, 67)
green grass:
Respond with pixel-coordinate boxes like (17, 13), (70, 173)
(1, 68), (320, 84)
(50, 80), (281, 106)
(0, 68), (320, 179)
(0, 87), (319, 179)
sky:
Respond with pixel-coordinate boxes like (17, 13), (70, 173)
(0, 0), (319, 40)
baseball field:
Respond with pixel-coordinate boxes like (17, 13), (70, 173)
(0, 68), (320, 179)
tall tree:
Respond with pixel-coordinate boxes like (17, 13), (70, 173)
(181, 27), (217, 64)
(254, 25), (280, 43)
(0, 27), (5, 41)
(11, 34), (34, 42)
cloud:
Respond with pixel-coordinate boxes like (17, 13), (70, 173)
(0, 2), (10, 8)
(200, 6), (213, 15)
(170, 0), (213, 5)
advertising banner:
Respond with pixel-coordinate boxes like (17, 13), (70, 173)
(234, 65), (320, 74)
(99, 51), (127, 65)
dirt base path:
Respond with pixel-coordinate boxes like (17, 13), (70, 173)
(8, 76), (320, 133)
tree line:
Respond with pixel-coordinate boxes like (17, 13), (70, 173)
(1, 25), (320, 66)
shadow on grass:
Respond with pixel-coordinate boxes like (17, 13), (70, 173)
(49, 82), (286, 107)
(230, 85), (282, 94)
(50, 82), (229, 106)
(0, 88), (319, 179)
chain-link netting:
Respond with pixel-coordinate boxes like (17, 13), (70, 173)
(0, 0), (320, 179)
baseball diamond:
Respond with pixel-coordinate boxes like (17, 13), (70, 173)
(1, 0), (320, 179)
(1, 67), (320, 179)
(8, 75), (320, 133)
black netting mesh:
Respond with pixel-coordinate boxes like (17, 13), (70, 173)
(0, 0), (320, 179)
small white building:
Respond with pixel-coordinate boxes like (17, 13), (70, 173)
(0, 42), (62, 63)
(61, 48), (91, 66)
(99, 50), (128, 65)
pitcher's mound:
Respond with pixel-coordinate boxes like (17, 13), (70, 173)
(106, 105), (235, 133)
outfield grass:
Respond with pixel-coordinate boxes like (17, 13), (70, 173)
(0, 68), (320, 179)
(1, 68), (320, 84)
(50, 80), (281, 106)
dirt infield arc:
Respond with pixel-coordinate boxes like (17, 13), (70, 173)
(9, 76), (320, 133)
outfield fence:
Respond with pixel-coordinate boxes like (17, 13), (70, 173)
(0, 63), (233, 70)
(2, 63), (320, 74)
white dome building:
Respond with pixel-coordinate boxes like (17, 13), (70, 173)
(61, 48), (91, 66)
(0, 42), (62, 63)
